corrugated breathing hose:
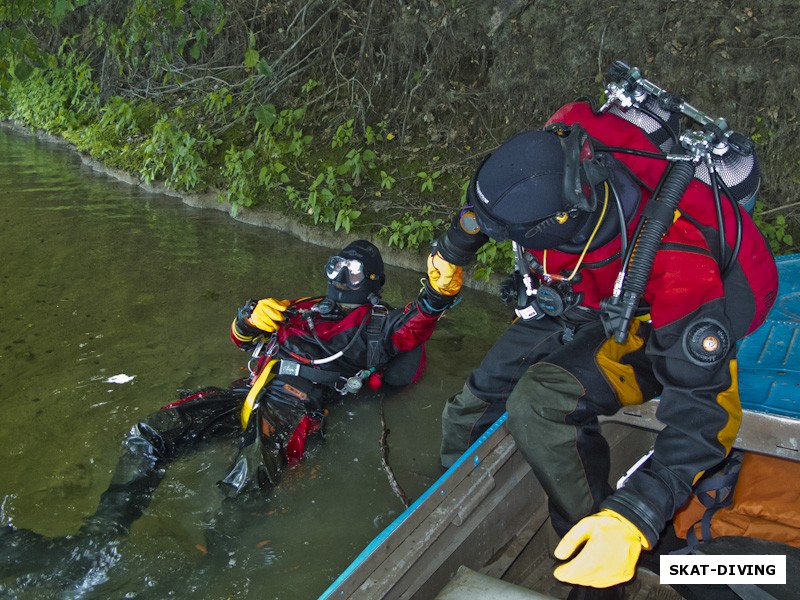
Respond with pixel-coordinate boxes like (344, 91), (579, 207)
(603, 159), (696, 342)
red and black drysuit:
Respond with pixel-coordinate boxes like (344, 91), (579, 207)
(80, 294), (446, 538)
(439, 101), (779, 548)
(223, 297), (444, 493)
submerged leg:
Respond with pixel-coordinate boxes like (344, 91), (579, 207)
(0, 418), (178, 583)
(82, 387), (243, 538)
(79, 420), (170, 537)
(0, 525), (77, 580)
(219, 377), (324, 498)
(0, 387), (244, 591)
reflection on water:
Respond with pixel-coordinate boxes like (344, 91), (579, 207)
(0, 127), (508, 598)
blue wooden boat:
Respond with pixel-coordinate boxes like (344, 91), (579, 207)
(320, 254), (800, 600)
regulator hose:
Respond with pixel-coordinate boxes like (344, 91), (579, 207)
(602, 159), (696, 342)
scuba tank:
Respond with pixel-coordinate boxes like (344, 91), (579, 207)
(602, 60), (760, 212)
(608, 92), (681, 153)
(693, 148), (760, 215)
(598, 60), (760, 342)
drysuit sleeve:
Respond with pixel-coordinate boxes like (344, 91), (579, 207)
(601, 248), (740, 547)
(388, 303), (443, 353)
(435, 213), (489, 266)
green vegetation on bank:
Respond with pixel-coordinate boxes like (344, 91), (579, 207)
(1, 1), (796, 265)
(0, 0), (511, 271)
(1, 40), (518, 277)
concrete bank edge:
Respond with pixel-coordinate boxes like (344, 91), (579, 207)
(1, 120), (502, 295)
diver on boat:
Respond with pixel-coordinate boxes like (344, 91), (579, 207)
(1, 239), (460, 581)
(429, 63), (779, 598)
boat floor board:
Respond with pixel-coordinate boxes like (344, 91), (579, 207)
(501, 523), (684, 599)
(434, 566), (555, 599)
(494, 423), (681, 599)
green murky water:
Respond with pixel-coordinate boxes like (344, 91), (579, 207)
(0, 127), (508, 599)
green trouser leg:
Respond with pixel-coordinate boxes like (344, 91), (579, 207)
(506, 362), (611, 529)
(440, 383), (491, 468)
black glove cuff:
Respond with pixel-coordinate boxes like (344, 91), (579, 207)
(235, 300), (261, 338)
(600, 488), (662, 549)
(418, 280), (461, 314)
(435, 220), (488, 266)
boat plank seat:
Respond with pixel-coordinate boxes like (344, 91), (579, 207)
(599, 401), (800, 463)
(434, 566), (556, 600)
(602, 254), (800, 463)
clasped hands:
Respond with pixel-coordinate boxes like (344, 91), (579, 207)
(426, 252), (463, 296)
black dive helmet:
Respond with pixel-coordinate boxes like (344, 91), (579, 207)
(469, 124), (615, 251)
(325, 240), (386, 305)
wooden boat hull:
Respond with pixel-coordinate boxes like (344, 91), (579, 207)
(320, 417), (657, 599)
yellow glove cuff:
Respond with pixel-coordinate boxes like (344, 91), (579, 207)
(231, 319), (254, 343)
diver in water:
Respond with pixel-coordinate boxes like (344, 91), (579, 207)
(1, 239), (461, 584)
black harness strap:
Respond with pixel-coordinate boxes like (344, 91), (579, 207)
(671, 450), (745, 555)
(365, 305), (389, 370)
(276, 360), (342, 385)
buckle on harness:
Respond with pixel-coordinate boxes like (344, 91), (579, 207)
(278, 361), (302, 377)
(248, 335), (279, 377)
(341, 377), (363, 394)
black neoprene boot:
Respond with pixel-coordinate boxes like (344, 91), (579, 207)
(79, 420), (169, 537)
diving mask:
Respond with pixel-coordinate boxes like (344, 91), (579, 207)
(325, 256), (366, 289)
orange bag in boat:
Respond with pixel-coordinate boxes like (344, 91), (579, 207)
(673, 451), (800, 548)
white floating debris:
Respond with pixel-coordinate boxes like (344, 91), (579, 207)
(105, 374), (135, 384)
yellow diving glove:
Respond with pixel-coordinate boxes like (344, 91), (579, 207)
(248, 298), (291, 333)
(553, 509), (649, 588)
(426, 252), (463, 296)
